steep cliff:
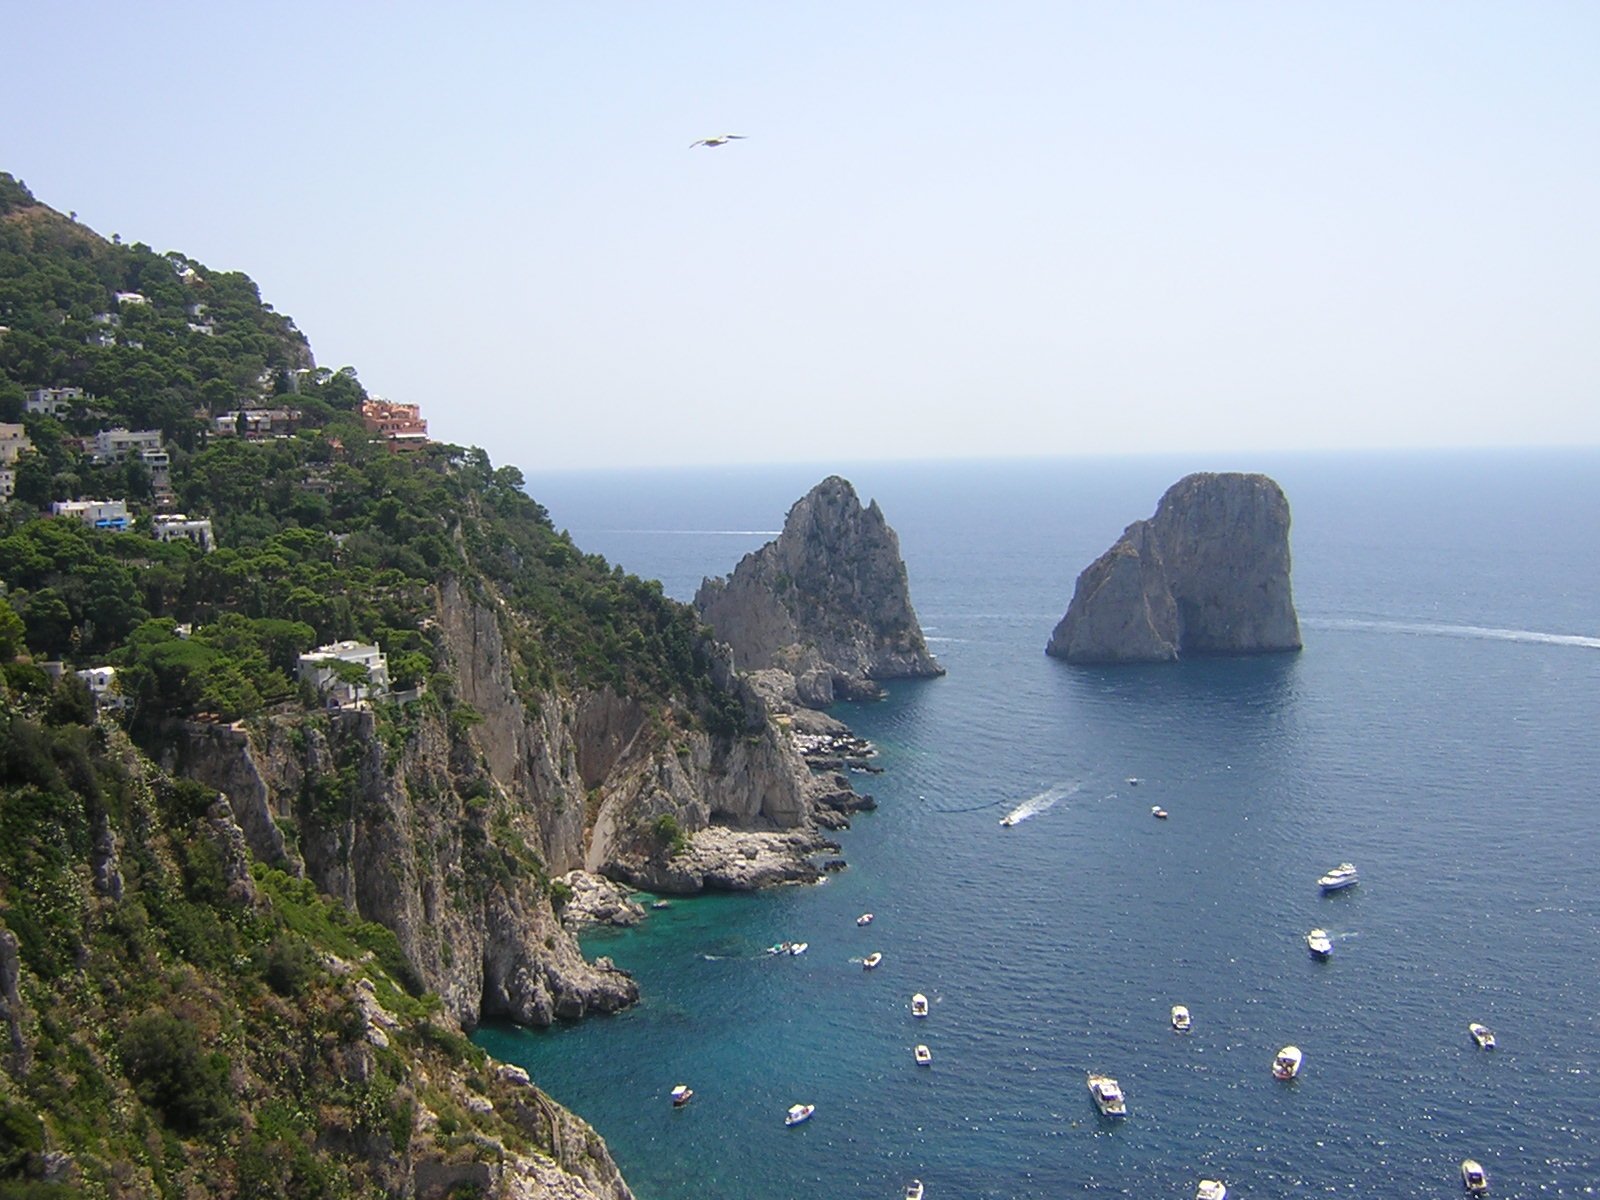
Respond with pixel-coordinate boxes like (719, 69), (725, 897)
(694, 476), (944, 706)
(1047, 472), (1302, 663)
(169, 571), (839, 1030)
(0, 699), (633, 1200)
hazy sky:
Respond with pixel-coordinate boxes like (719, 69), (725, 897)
(7, 3), (1598, 470)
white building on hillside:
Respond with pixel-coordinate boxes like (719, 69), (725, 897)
(52, 499), (130, 531)
(90, 428), (164, 463)
(297, 641), (390, 706)
(25, 387), (86, 416)
(152, 513), (215, 552)
(76, 666), (129, 711)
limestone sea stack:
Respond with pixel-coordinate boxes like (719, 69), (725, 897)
(695, 476), (944, 706)
(1047, 472), (1302, 663)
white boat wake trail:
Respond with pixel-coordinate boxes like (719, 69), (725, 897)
(1309, 617), (1600, 650)
(1000, 782), (1084, 826)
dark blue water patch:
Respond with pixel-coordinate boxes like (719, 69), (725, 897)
(483, 452), (1600, 1199)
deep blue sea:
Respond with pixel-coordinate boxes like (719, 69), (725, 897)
(477, 451), (1600, 1200)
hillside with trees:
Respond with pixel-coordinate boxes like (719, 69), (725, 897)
(0, 171), (764, 1198)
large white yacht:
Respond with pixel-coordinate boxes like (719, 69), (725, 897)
(1318, 862), (1359, 892)
(1087, 1072), (1128, 1117)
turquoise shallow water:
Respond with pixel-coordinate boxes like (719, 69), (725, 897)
(478, 451), (1600, 1200)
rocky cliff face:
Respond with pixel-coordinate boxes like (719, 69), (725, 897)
(1047, 472), (1302, 663)
(694, 476), (944, 706)
(173, 575), (835, 1030)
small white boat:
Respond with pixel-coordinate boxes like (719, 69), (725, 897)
(1306, 928), (1333, 958)
(905, 1181), (925, 1200)
(1273, 1045), (1303, 1080)
(1126, 776), (1140, 786)
(1196, 1181), (1228, 1200)
(1469, 1022), (1496, 1049)
(999, 813), (1018, 827)
(651, 899), (671, 909)
(1318, 862), (1359, 892)
(1087, 1072), (1127, 1117)
(1171, 1005), (1192, 1032)
(1151, 805), (1169, 819)
(914, 1043), (932, 1065)
(788, 942), (808, 956)
(863, 952), (883, 970)
(784, 1103), (814, 1127)
(1461, 1158), (1488, 1194)
(670, 1084), (693, 1107)
(856, 912), (874, 926)
(911, 993), (929, 1018)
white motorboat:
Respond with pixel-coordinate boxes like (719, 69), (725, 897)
(1087, 1072), (1128, 1117)
(905, 1181), (925, 1200)
(1318, 862), (1359, 892)
(1469, 1022), (1496, 1050)
(856, 912), (874, 926)
(1195, 1181), (1228, 1200)
(1171, 1005), (1192, 1032)
(788, 942), (808, 955)
(784, 1103), (814, 1127)
(1272, 1045), (1303, 1080)
(1306, 928), (1333, 958)
(914, 1043), (932, 1066)
(863, 952), (883, 970)
(1461, 1158), (1488, 1194)
(1151, 805), (1169, 819)
(1126, 776), (1140, 786)
(670, 1084), (693, 1107)
(999, 813), (1018, 827)
(911, 993), (929, 1018)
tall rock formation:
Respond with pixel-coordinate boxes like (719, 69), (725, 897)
(1047, 472), (1302, 663)
(694, 476), (944, 706)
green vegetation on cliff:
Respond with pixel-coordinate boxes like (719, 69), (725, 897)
(0, 170), (740, 1196)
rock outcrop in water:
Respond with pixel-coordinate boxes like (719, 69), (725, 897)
(1046, 472), (1302, 663)
(694, 476), (944, 706)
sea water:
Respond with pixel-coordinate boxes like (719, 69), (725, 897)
(476, 450), (1600, 1199)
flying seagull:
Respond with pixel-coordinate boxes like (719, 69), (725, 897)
(690, 134), (747, 148)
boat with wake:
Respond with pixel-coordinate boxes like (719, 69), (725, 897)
(863, 952), (883, 970)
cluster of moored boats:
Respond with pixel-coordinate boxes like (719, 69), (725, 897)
(1087, 861), (1499, 1197)
(671, 910), (927, 1198)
